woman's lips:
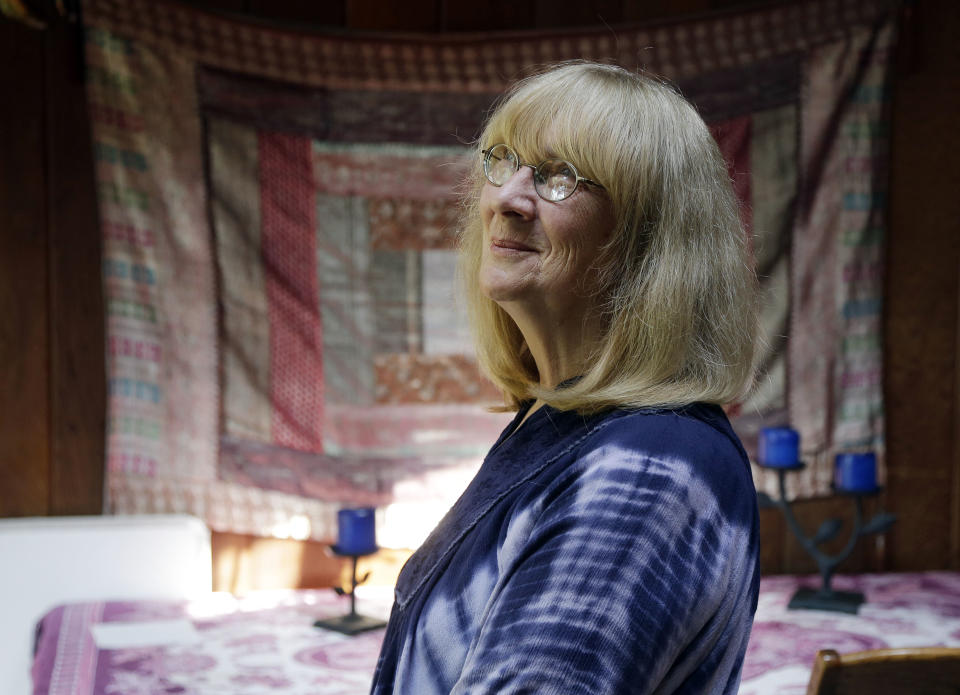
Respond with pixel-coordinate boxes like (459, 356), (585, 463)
(491, 238), (536, 253)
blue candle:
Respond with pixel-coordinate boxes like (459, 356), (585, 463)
(336, 508), (377, 555)
(835, 453), (877, 492)
(758, 427), (800, 467)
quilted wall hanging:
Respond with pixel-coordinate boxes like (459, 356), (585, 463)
(85, 0), (896, 541)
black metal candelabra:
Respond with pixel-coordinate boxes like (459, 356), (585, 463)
(757, 462), (896, 614)
(313, 549), (387, 635)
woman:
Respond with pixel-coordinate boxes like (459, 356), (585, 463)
(371, 61), (760, 695)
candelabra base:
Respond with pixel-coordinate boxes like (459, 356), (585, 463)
(788, 586), (864, 614)
(314, 613), (387, 636)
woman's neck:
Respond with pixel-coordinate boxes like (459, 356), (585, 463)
(506, 300), (604, 389)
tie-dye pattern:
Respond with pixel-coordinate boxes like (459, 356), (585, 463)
(371, 402), (760, 694)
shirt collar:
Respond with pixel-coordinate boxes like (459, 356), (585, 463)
(393, 404), (605, 608)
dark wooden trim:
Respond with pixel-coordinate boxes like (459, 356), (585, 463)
(953, 243), (960, 570)
(883, 0), (960, 571)
(0, 18), (52, 517)
(759, 496), (884, 577)
(45, 22), (106, 515)
(210, 530), (412, 591)
(211, 530), (346, 592)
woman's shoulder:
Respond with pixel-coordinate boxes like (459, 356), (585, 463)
(585, 402), (747, 464)
(567, 402), (755, 513)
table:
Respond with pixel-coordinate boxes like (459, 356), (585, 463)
(31, 573), (960, 694)
(740, 571), (960, 694)
(31, 589), (392, 695)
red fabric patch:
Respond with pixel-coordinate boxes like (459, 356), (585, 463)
(710, 115), (753, 416)
(259, 133), (324, 452)
(710, 115), (753, 238)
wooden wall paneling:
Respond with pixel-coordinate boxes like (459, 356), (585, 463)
(887, 471), (953, 569)
(954, 234), (960, 570)
(45, 22), (106, 515)
(532, 0), (624, 29)
(884, 0), (960, 570)
(758, 506), (785, 574)
(181, 0), (773, 34)
(780, 499), (821, 575)
(244, 0), (347, 28)
(179, 1), (347, 30)
(440, 0), (536, 32)
(620, 0), (710, 23)
(0, 19), (51, 517)
(346, 0), (440, 31)
(211, 531), (413, 592)
(772, 496), (880, 576)
(182, 0), (248, 13)
(211, 531), (345, 593)
(759, 494), (890, 577)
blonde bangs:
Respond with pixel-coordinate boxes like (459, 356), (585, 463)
(479, 66), (634, 193)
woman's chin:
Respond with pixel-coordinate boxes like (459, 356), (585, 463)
(480, 283), (525, 305)
(479, 268), (530, 305)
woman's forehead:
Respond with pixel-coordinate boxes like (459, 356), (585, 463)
(489, 123), (571, 161)
(484, 93), (612, 172)
(510, 139), (562, 162)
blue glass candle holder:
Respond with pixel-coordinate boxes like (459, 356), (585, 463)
(314, 508), (386, 635)
(334, 508), (378, 556)
(758, 427), (800, 468)
(835, 452), (878, 493)
(756, 435), (896, 614)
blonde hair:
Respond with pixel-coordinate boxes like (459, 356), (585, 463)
(458, 61), (759, 413)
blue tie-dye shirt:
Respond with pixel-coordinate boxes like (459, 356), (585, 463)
(371, 402), (760, 695)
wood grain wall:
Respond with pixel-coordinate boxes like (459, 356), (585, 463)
(1, 0), (957, 587)
(0, 18), (105, 517)
(883, 0), (960, 571)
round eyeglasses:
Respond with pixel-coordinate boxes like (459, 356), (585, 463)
(481, 144), (604, 202)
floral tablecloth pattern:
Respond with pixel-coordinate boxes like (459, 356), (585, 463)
(32, 573), (960, 694)
(741, 572), (960, 694)
(32, 590), (392, 695)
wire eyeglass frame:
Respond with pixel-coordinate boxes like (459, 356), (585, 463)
(481, 143), (604, 202)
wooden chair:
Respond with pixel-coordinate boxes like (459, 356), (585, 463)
(806, 646), (960, 695)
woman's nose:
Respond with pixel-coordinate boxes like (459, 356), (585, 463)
(490, 165), (537, 219)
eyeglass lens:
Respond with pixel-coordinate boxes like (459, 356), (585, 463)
(483, 144), (581, 202)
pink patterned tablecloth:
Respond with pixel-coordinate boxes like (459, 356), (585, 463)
(32, 590), (392, 695)
(31, 573), (960, 695)
(741, 572), (960, 694)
